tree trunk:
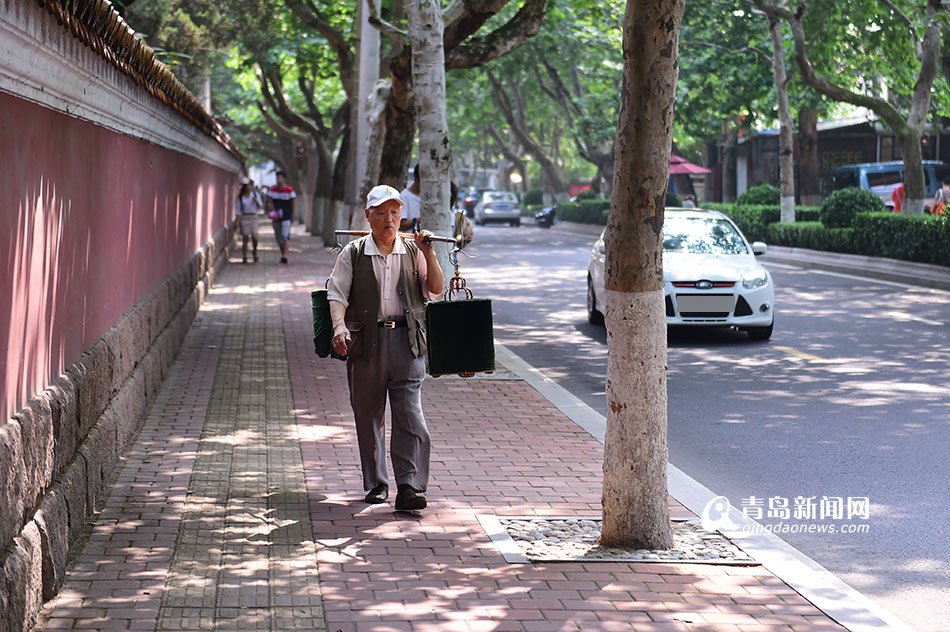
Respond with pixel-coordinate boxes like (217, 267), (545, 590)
(198, 55), (212, 114)
(407, 0), (452, 286)
(768, 16), (795, 223)
(314, 154), (334, 244)
(329, 124), (350, 238)
(379, 65), (416, 188)
(487, 73), (570, 202)
(798, 107), (820, 206)
(896, 128), (926, 215)
(723, 129), (738, 203)
(359, 79), (393, 211)
(601, 0), (683, 551)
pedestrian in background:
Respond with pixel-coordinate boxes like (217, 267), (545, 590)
(327, 184), (444, 511)
(891, 184), (904, 213)
(236, 178), (262, 263)
(266, 170), (295, 264)
(399, 164), (421, 231)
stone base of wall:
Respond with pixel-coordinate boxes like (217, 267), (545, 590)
(0, 224), (234, 632)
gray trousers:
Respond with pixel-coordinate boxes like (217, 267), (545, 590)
(347, 327), (430, 492)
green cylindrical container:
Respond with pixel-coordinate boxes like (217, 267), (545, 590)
(311, 289), (333, 357)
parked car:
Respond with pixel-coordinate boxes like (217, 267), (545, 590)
(827, 161), (950, 209)
(587, 208), (774, 340)
(473, 191), (521, 226)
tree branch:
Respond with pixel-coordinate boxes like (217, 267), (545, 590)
(364, 0), (408, 46)
(446, 0), (549, 69)
(681, 40), (772, 64)
(258, 101), (311, 143)
(776, 1), (908, 134)
(256, 64), (326, 141)
(879, 0), (923, 59)
(485, 123), (526, 171)
(284, 0), (355, 80)
(296, 69), (329, 134)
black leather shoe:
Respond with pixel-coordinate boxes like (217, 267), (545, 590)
(363, 484), (388, 504)
(395, 484), (427, 511)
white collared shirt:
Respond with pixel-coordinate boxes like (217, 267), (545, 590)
(327, 236), (441, 318)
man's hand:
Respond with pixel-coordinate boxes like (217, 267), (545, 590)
(414, 230), (435, 256)
(332, 326), (351, 356)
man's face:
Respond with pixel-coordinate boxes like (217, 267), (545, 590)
(366, 199), (403, 243)
(276, 174), (286, 187)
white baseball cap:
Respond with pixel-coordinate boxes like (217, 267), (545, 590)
(366, 184), (406, 209)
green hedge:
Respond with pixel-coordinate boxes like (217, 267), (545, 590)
(820, 187), (885, 228)
(555, 200), (611, 224)
(737, 183), (781, 206)
(550, 198), (948, 269)
(523, 188), (544, 206)
(765, 222), (856, 254)
(852, 212), (950, 267)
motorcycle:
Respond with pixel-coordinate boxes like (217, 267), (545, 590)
(534, 205), (556, 228)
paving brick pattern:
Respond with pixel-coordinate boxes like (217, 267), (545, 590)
(36, 226), (845, 631)
(156, 258), (325, 631)
(282, 233), (846, 632)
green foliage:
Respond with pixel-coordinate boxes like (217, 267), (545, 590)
(707, 204), (779, 242)
(675, 1), (774, 147)
(795, 207), (822, 222)
(852, 213), (950, 267)
(575, 190), (598, 201)
(554, 200), (611, 225)
(820, 187), (885, 228)
(711, 202), (948, 267)
(666, 190), (682, 207)
(737, 184), (781, 206)
(523, 188), (545, 206)
(765, 222), (856, 254)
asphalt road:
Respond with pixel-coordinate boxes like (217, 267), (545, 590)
(461, 222), (950, 632)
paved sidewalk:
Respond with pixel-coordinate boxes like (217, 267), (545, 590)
(37, 225), (847, 631)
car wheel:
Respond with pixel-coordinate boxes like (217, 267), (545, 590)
(510, 220), (520, 227)
(747, 320), (773, 340)
(587, 276), (604, 325)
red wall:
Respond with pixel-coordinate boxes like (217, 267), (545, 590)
(1, 92), (236, 421)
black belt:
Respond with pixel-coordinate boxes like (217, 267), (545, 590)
(378, 319), (407, 329)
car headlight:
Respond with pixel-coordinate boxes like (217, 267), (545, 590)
(741, 268), (769, 289)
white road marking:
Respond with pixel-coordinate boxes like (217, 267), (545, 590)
(882, 311), (944, 327)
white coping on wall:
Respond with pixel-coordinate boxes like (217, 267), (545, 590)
(0, 1), (240, 173)
(494, 342), (913, 632)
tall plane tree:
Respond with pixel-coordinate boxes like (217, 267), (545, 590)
(601, 0), (685, 548)
(756, 0), (945, 215)
(373, 0), (550, 189)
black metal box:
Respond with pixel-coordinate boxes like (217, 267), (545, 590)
(424, 299), (495, 377)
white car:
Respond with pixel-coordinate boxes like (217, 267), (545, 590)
(587, 208), (774, 339)
(473, 191), (521, 226)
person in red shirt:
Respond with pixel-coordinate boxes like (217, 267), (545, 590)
(891, 184), (904, 213)
(265, 170), (295, 264)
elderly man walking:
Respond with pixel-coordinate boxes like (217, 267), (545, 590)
(327, 185), (444, 510)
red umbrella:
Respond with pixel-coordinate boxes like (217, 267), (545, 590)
(669, 154), (710, 174)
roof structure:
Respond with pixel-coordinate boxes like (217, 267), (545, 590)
(36, 0), (243, 160)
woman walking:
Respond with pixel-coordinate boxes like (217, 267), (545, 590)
(236, 178), (262, 263)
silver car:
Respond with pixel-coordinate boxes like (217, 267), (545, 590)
(587, 208), (775, 340)
(473, 191), (521, 226)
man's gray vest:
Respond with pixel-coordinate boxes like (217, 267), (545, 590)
(344, 236), (428, 361)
